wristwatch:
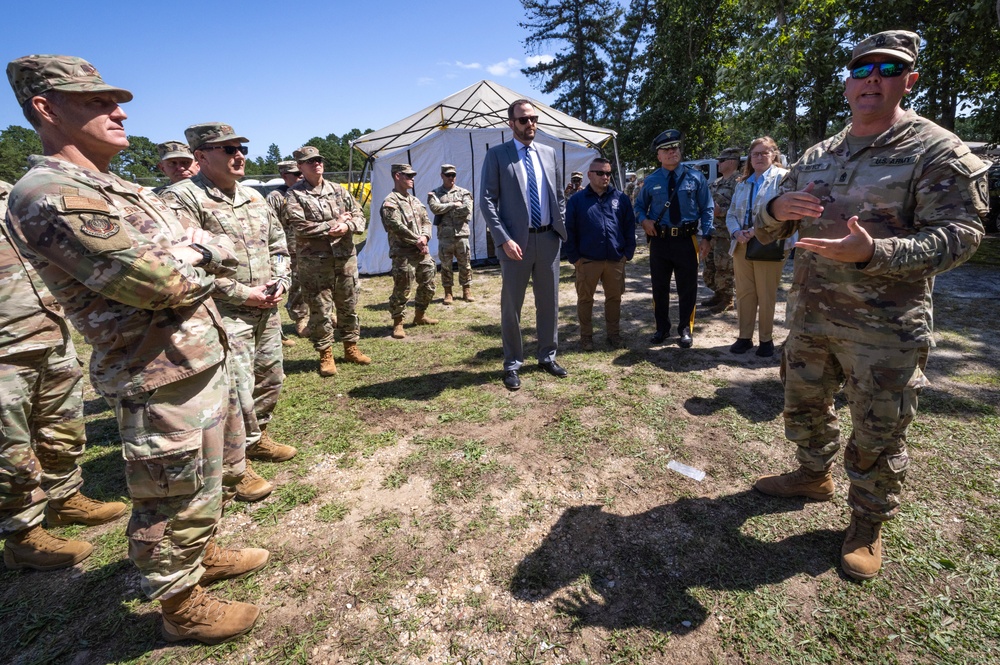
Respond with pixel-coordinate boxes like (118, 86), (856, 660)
(190, 243), (212, 267)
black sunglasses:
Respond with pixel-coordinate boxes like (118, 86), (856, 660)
(514, 115), (540, 126)
(849, 62), (908, 79)
(200, 145), (248, 155)
(589, 170), (612, 176)
(303, 157), (323, 165)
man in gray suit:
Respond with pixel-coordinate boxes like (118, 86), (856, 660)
(480, 99), (568, 391)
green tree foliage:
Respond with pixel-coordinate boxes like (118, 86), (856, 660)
(109, 134), (160, 182)
(0, 125), (42, 184)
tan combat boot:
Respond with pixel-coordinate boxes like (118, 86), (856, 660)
(344, 341), (371, 365)
(235, 462), (273, 502)
(246, 426), (297, 463)
(200, 540), (270, 585)
(753, 466), (835, 501)
(319, 347), (337, 376)
(443, 286), (454, 305)
(392, 316), (406, 339)
(294, 318), (310, 337)
(161, 584), (260, 645)
(46, 492), (127, 527)
(4, 525), (93, 571)
(462, 285), (475, 302)
(281, 336), (296, 348)
(841, 515), (883, 580)
(413, 308), (438, 325)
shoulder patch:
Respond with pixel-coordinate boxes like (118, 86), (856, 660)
(62, 195), (111, 213)
(950, 151), (989, 179)
(79, 214), (121, 239)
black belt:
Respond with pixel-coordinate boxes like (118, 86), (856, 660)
(528, 224), (552, 234)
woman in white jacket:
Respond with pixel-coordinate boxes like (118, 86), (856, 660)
(725, 136), (792, 357)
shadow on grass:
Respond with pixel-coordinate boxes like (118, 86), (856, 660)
(84, 416), (120, 448)
(349, 369), (498, 400)
(684, 377), (785, 423)
(511, 489), (838, 635)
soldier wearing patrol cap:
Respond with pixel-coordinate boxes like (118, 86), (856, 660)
(382, 163), (437, 339)
(153, 140), (199, 194)
(282, 145), (370, 375)
(4, 54), (264, 644)
(564, 171), (584, 199)
(427, 163), (475, 304)
(267, 161), (308, 337)
(752, 30), (988, 580)
(633, 129), (713, 348)
(703, 147), (742, 312)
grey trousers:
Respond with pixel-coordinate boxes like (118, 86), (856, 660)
(498, 229), (561, 371)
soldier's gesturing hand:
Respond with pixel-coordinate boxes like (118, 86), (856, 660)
(770, 182), (825, 221)
(795, 216), (875, 264)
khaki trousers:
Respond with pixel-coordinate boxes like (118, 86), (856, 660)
(732, 242), (784, 342)
(575, 258), (626, 338)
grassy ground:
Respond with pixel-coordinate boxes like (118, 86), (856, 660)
(1, 243), (997, 665)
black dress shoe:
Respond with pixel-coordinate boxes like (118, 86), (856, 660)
(650, 330), (669, 344)
(678, 330), (693, 348)
(503, 370), (521, 391)
(538, 360), (568, 378)
(755, 340), (775, 357)
(730, 338), (753, 354)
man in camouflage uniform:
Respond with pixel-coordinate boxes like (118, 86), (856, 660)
(427, 163), (475, 305)
(267, 161), (308, 339)
(160, 123), (296, 504)
(564, 171), (584, 199)
(1, 180), (127, 572)
(702, 147), (741, 312)
(752, 32), (988, 580)
(282, 145), (370, 375)
(5, 55), (268, 643)
(153, 140), (198, 195)
(381, 163), (437, 339)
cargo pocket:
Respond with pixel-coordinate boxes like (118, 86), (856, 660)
(123, 429), (204, 499)
(860, 363), (929, 439)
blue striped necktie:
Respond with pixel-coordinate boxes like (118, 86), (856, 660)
(523, 146), (542, 228)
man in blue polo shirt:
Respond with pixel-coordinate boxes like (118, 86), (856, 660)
(565, 157), (637, 350)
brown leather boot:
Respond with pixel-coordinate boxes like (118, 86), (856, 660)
(753, 466), (835, 501)
(281, 336), (296, 347)
(200, 540), (270, 585)
(46, 491), (127, 527)
(247, 426), (297, 462)
(161, 584), (260, 645)
(235, 462), (272, 502)
(841, 515), (883, 580)
(392, 316), (406, 339)
(319, 347), (337, 376)
(4, 525), (93, 571)
(443, 286), (454, 305)
(344, 341), (371, 365)
(462, 285), (475, 302)
(413, 308), (438, 325)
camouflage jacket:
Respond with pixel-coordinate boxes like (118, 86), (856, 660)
(381, 190), (431, 258)
(5, 156), (237, 398)
(161, 173), (289, 309)
(757, 110), (988, 348)
(266, 185), (295, 256)
(0, 180), (69, 358)
(427, 184), (472, 239)
(709, 170), (740, 235)
(282, 178), (365, 259)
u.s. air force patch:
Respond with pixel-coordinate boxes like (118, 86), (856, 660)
(80, 214), (120, 239)
(57, 195), (132, 253)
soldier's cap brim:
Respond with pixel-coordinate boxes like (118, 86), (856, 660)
(198, 133), (250, 148)
(847, 50), (915, 70)
(656, 141), (681, 150)
(159, 151), (192, 161)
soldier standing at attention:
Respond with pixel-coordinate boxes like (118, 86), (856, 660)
(267, 160), (308, 341)
(564, 171), (584, 199)
(702, 147), (741, 313)
(1, 180), (127, 571)
(381, 163), (438, 339)
(153, 140), (198, 195)
(5, 54), (267, 643)
(160, 123), (296, 504)
(282, 146), (371, 375)
(427, 163), (475, 305)
(752, 31), (987, 579)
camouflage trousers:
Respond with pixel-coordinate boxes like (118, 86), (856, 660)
(113, 362), (228, 600)
(218, 305), (284, 456)
(781, 332), (930, 522)
(0, 345), (86, 536)
(284, 262), (310, 323)
(299, 253), (361, 350)
(389, 253), (436, 318)
(438, 236), (473, 289)
(702, 234), (734, 298)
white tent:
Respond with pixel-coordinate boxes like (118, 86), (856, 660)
(351, 80), (620, 275)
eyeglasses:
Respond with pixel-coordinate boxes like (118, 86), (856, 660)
(443, 173), (456, 178)
(200, 145), (248, 156)
(514, 115), (540, 126)
(849, 62), (908, 79)
(750, 150), (772, 158)
(302, 158), (323, 165)
(589, 170), (612, 176)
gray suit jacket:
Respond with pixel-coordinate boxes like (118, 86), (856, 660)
(479, 139), (567, 258)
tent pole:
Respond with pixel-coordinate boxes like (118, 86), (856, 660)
(612, 138), (624, 189)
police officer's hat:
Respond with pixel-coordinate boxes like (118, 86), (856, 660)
(652, 129), (682, 151)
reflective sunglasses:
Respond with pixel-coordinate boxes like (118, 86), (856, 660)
(303, 157), (323, 165)
(589, 170), (612, 177)
(200, 145), (248, 155)
(849, 62), (908, 79)
(514, 115), (540, 126)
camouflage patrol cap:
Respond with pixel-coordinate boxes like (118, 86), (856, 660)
(653, 129), (682, 151)
(293, 146), (323, 162)
(185, 122), (249, 151)
(441, 163), (457, 175)
(277, 160), (300, 175)
(571, 171), (583, 180)
(6, 54), (133, 107)
(391, 164), (417, 176)
(157, 141), (192, 161)
(716, 147), (742, 161)
(847, 30), (920, 69)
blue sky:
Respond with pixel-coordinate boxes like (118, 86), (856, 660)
(0, 0), (558, 160)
